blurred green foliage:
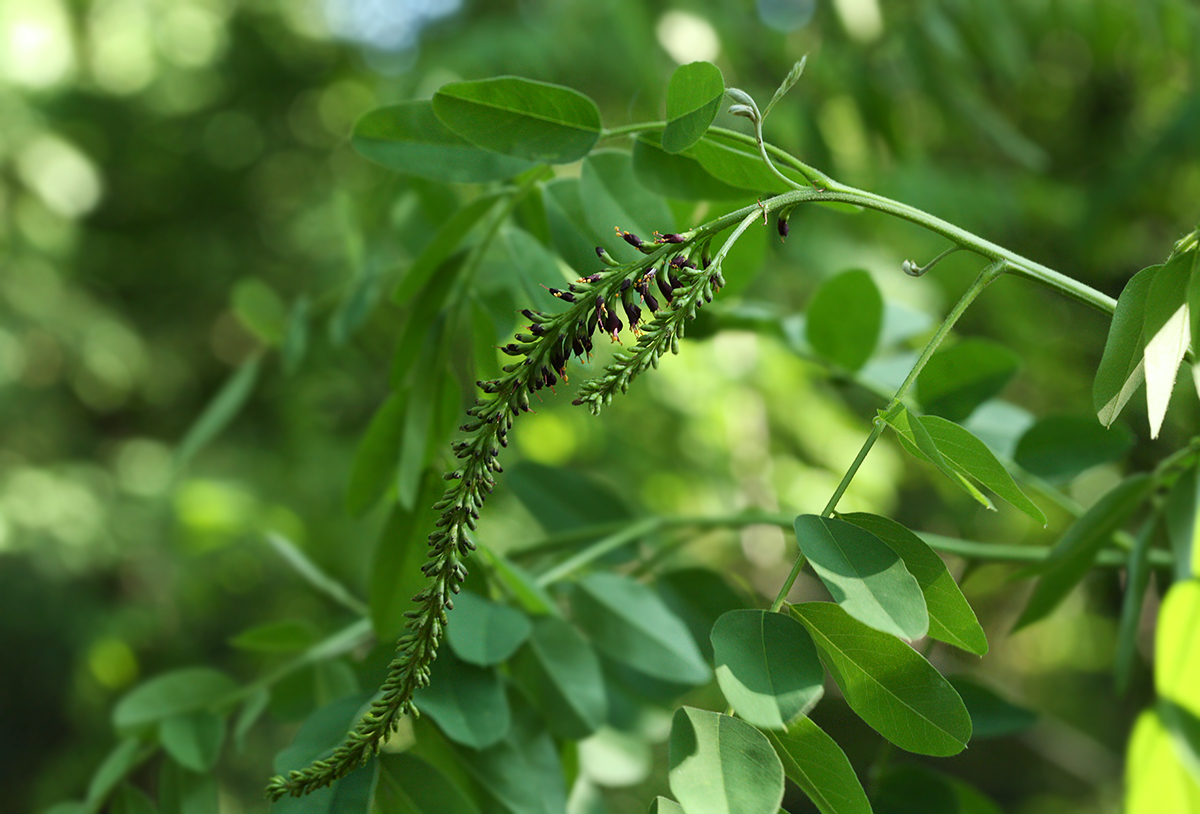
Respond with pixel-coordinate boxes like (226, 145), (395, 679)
(1, 0), (1197, 811)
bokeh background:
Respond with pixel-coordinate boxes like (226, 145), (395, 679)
(2, 0), (1197, 811)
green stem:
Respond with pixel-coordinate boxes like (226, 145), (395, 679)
(524, 511), (1175, 583)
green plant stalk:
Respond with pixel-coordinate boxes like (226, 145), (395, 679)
(769, 261), (1007, 613)
(521, 511), (1175, 582)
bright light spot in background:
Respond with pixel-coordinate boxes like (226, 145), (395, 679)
(88, 0), (157, 95)
(16, 135), (104, 219)
(757, 0), (816, 33)
(115, 439), (174, 497)
(656, 11), (720, 64)
(154, 4), (228, 69)
(0, 0), (76, 88)
(832, 0), (883, 42)
(323, 0), (460, 51)
(88, 637), (139, 690)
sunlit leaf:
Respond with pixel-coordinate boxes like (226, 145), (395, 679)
(668, 707), (785, 814)
(1126, 708), (1200, 814)
(1157, 580), (1200, 723)
(1014, 473), (1153, 630)
(767, 716), (870, 814)
(446, 590), (532, 667)
(662, 61), (724, 154)
(916, 338), (1020, 422)
(353, 101), (534, 182)
(792, 602), (971, 756)
(805, 270), (883, 372)
(841, 512), (987, 655)
(433, 77), (602, 164)
(1142, 252), (1192, 438)
(1094, 264), (1157, 427)
(570, 573), (711, 685)
(711, 609), (824, 729)
(793, 515), (928, 640)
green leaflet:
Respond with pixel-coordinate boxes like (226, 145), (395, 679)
(1142, 249), (1193, 438)
(793, 515), (928, 641)
(805, 270), (883, 372)
(175, 356), (261, 470)
(414, 650), (511, 750)
(632, 133), (748, 200)
(767, 716), (871, 814)
(510, 616), (607, 740)
(569, 573), (711, 685)
(840, 512), (988, 655)
(113, 669), (238, 734)
(433, 76), (602, 164)
(580, 150), (676, 254)
(505, 461), (633, 537)
(1014, 414), (1133, 482)
(916, 338), (1021, 422)
(344, 393), (405, 518)
(159, 712), (225, 773)
(393, 192), (507, 305)
(662, 61), (724, 154)
(445, 590), (533, 667)
(368, 473), (443, 639)
(375, 752), (481, 814)
(1125, 708), (1200, 813)
(353, 100), (534, 182)
(668, 707), (785, 814)
(882, 404), (1045, 523)
(792, 602), (972, 756)
(948, 677), (1037, 738)
(1094, 264), (1158, 428)
(1014, 473), (1153, 630)
(710, 609), (824, 729)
